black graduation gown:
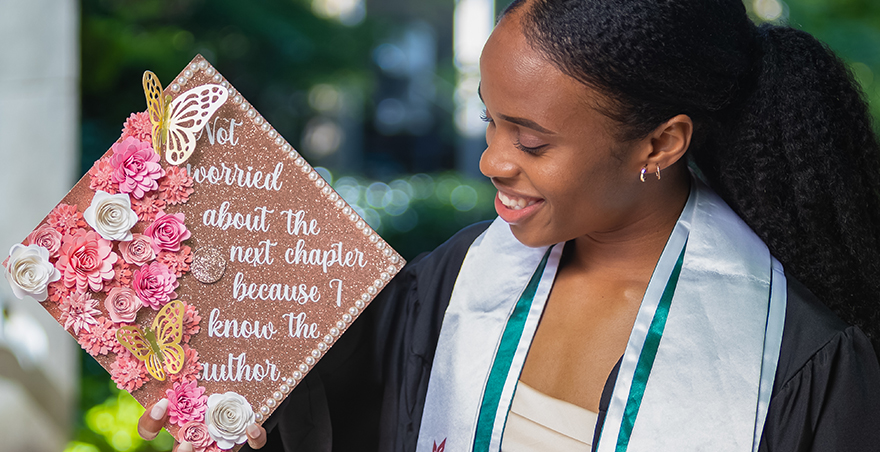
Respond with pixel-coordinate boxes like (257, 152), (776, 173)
(249, 222), (880, 452)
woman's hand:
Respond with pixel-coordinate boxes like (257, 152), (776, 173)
(137, 399), (268, 451)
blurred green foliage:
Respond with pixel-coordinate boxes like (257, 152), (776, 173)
(71, 0), (880, 451)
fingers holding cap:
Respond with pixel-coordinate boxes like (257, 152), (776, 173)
(138, 398), (169, 441)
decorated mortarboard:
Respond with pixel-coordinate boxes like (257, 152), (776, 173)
(3, 55), (404, 451)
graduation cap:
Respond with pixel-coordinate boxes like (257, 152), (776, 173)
(2, 55), (404, 451)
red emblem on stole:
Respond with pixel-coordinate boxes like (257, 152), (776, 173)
(433, 439), (447, 452)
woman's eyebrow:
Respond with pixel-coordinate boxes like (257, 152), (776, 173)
(478, 84), (557, 135)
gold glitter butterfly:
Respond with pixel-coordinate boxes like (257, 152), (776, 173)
(116, 299), (186, 381)
(143, 70), (229, 165)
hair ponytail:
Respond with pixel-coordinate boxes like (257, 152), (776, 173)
(692, 24), (880, 352)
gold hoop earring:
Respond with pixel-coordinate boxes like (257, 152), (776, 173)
(655, 164), (661, 180)
(640, 165), (647, 182)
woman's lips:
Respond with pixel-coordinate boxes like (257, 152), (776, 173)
(494, 190), (543, 224)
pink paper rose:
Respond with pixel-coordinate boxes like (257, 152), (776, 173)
(110, 137), (165, 199)
(56, 230), (117, 293)
(166, 380), (208, 427)
(118, 233), (156, 266)
(26, 224), (63, 259)
(178, 421), (215, 452)
(144, 211), (191, 253)
(132, 261), (178, 310)
(104, 287), (142, 323)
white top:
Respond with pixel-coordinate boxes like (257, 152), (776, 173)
(501, 381), (599, 451)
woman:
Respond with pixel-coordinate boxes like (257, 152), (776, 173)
(140, 0), (880, 450)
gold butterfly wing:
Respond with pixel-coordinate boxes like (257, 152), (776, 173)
(153, 300), (186, 375)
(142, 71), (166, 154)
(164, 84), (229, 165)
(116, 325), (167, 381)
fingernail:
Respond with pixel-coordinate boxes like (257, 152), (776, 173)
(179, 441), (194, 452)
(247, 423), (260, 438)
(150, 398), (168, 420)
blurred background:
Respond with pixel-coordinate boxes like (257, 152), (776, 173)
(0, 0), (877, 451)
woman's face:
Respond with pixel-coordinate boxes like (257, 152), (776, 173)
(479, 13), (650, 248)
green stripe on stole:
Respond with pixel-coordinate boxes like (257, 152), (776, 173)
(472, 247), (553, 451)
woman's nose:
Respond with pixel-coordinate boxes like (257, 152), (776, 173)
(479, 135), (518, 180)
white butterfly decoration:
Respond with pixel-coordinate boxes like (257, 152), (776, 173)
(143, 71), (229, 165)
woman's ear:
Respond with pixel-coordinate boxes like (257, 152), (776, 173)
(640, 114), (693, 173)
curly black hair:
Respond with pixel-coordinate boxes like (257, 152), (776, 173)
(505, 0), (880, 356)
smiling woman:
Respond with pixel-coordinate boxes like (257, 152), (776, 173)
(137, 1), (880, 451)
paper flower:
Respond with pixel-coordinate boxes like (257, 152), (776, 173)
(26, 224), (63, 260)
(119, 234), (156, 266)
(105, 261), (133, 290)
(47, 280), (74, 304)
(111, 350), (149, 392)
(104, 287), (142, 323)
(110, 137), (165, 199)
(56, 229), (117, 293)
(4, 244), (61, 301)
(170, 345), (203, 384)
(205, 391), (255, 450)
(77, 317), (121, 356)
(166, 380), (208, 427)
(47, 203), (86, 236)
(121, 111), (153, 144)
(159, 165), (195, 205)
(158, 246), (193, 278)
(84, 191), (139, 242)
(181, 301), (201, 343)
(59, 290), (101, 335)
(132, 261), (178, 310)
(178, 421), (215, 452)
(132, 191), (167, 222)
(88, 158), (118, 194)
(144, 211), (191, 254)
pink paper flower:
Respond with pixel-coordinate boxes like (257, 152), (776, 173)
(121, 111), (153, 144)
(181, 302), (201, 343)
(158, 246), (193, 278)
(105, 261), (133, 290)
(77, 317), (121, 356)
(170, 345), (204, 385)
(47, 280), (74, 304)
(88, 158), (118, 194)
(132, 191), (167, 222)
(26, 224), (63, 260)
(47, 204), (86, 236)
(110, 137), (165, 199)
(59, 290), (101, 335)
(166, 380), (208, 427)
(119, 233), (156, 266)
(111, 350), (149, 392)
(178, 421), (215, 452)
(132, 261), (178, 310)
(104, 287), (142, 323)
(56, 229), (117, 293)
(159, 166), (195, 205)
(144, 211), (191, 254)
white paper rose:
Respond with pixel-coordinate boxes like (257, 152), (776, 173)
(83, 191), (139, 241)
(205, 391), (255, 449)
(4, 244), (61, 301)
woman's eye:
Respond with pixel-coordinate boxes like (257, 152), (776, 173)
(514, 138), (545, 155)
(480, 110), (493, 123)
